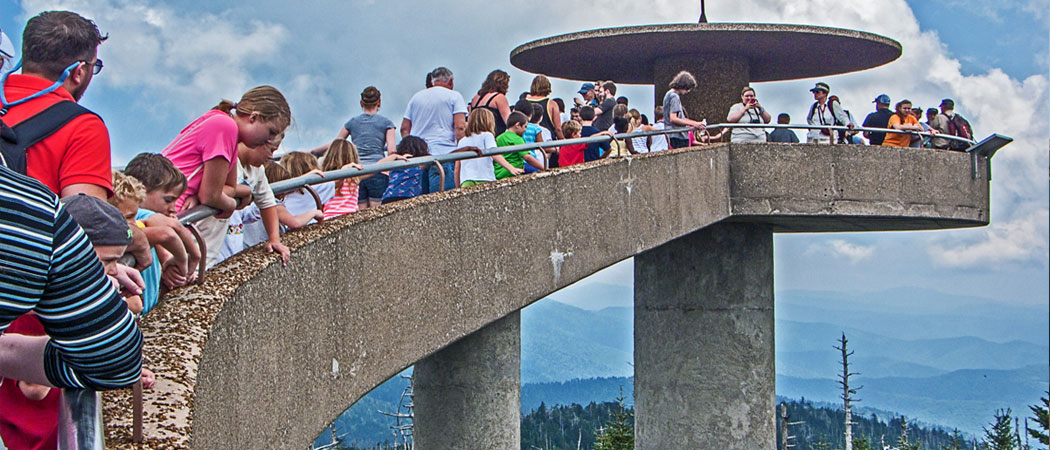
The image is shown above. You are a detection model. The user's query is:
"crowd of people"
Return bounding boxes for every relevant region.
[0,10,978,449]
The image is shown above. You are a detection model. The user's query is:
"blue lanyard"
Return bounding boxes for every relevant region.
[0,60,79,115]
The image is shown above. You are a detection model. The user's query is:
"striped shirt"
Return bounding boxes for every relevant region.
[0,165,142,390]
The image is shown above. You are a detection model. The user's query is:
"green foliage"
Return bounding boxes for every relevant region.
[983,408,1017,450]
[776,399,974,450]
[852,435,874,450]
[1030,393,1049,446]
[521,401,621,449]
[942,429,966,450]
[593,388,634,450]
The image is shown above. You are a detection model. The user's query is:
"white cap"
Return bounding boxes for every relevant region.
[0,28,15,65]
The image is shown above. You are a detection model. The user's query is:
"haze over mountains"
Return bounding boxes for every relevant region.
[332,286,1047,444]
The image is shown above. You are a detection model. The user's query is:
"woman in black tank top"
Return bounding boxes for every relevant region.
[525,75,564,139]
[470,70,511,136]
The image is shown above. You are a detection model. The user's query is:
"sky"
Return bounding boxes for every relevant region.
[1,0,1048,307]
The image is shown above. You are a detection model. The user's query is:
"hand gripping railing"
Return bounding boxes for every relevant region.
[55,122,1009,450]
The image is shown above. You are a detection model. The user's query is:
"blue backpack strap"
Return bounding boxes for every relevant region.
[0,100,94,175]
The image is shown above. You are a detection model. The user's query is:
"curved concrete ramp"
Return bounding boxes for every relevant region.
[102,143,988,449]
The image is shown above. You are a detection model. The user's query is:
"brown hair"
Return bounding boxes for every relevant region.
[530,75,552,97]
[478,70,510,96]
[280,151,320,178]
[21,11,107,79]
[628,109,642,129]
[669,71,697,91]
[361,86,381,109]
[741,86,755,96]
[212,85,292,129]
[321,139,360,190]
[602,81,617,96]
[466,108,495,137]
[124,153,186,194]
[263,161,291,184]
[562,119,582,138]
[109,170,146,206]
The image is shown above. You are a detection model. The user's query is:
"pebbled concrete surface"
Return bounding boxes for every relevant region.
[101,143,988,449]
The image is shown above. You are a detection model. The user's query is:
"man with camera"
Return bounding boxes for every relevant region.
[727,86,772,143]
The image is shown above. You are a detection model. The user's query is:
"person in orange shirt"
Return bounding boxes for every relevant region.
[882,99,931,147]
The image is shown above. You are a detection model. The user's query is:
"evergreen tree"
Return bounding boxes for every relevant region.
[984,408,1018,450]
[593,388,634,450]
[1030,393,1049,447]
[852,435,874,450]
[812,436,832,450]
[942,429,966,450]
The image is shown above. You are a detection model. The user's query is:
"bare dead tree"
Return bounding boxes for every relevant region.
[836,333,862,450]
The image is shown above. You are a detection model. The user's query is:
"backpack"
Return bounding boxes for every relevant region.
[946,114,974,150]
[808,96,851,142]
[0,100,93,174]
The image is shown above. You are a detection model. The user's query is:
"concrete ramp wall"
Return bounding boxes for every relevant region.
[101,143,988,449]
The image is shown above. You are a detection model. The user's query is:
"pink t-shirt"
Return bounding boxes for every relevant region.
[161,110,239,211]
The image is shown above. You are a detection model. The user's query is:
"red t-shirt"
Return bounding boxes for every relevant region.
[2,74,112,196]
[559,143,587,167]
[0,314,59,450]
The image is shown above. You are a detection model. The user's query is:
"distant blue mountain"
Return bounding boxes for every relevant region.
[777,364,1048,435]
[521,300,633,383]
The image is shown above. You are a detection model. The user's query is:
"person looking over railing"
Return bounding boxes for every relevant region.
[662,71,706,149]
[882,99,928,147]
[279,151,332,223]
[0,168,143,393]
[469,70,512,137]
[380,136,428,205]
[727,86,772,143]
[161,85,291,269]
[217,133,292,265]
[122,154,201,304]
[862,94,893,146]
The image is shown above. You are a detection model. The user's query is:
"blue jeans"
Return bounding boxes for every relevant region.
[426,161,456,194]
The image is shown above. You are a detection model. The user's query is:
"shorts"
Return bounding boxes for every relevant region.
[669,137,690,149]
[359,173,389,202]
[460,180,488,188]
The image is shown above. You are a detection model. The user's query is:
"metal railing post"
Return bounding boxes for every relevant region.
[57,389,104,450]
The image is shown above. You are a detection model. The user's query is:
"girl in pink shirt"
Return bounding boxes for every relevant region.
[161,85,291,268]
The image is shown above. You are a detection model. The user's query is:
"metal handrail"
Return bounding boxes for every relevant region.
[176,123,980,225]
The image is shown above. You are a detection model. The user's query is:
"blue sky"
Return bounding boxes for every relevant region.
[2,0,1048,307]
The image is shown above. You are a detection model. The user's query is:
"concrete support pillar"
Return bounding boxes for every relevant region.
[634,222,775,450]
[414,311,520,449]
[654,54,750,128]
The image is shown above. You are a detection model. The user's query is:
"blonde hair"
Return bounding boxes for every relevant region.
[561,119,582,138]
[628,109,642,131]
[213,85,292,129]
[280,151,320,178]
[529,75,552,97]
[466,108,495,137]
[321,139,360,191]
[110,170,146,206]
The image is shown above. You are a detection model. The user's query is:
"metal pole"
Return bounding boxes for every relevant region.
[57,389,105,450]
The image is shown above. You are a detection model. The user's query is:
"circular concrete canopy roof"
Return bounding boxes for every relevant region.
[510,23,902,84]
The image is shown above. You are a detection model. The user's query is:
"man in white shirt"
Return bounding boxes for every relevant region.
[401,67,467,193]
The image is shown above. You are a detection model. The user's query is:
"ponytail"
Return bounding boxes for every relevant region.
[212,86,292,128]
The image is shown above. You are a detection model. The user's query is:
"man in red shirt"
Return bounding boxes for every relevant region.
[2,11,111,199]
[3,11,150,281]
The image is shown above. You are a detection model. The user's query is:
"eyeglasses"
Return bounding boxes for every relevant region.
[81,58,103,75]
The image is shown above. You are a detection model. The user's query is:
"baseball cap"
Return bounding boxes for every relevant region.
[940,98,955,109]
[873,94,891,104]
[809,82,830,93]
[578,82,595,95]
[60,193,133,246]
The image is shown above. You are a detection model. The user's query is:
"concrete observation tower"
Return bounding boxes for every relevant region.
[511,22,902,125]
[509,18,904,450]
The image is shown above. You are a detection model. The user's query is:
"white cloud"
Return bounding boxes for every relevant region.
[20,0,289,123]
[806,239,875,264]
[927,210,1050,268]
